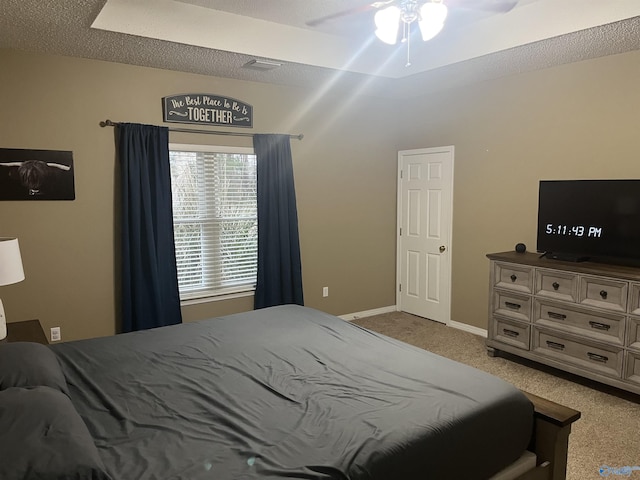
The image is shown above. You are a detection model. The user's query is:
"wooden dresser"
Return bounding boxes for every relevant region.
[487,251,640,395]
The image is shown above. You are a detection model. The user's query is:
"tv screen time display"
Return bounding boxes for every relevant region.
[537,180,640,263]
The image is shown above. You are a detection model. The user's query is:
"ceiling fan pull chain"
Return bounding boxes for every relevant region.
[406,22,412,67]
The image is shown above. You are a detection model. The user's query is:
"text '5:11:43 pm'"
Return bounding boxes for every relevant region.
[545,224,603,237]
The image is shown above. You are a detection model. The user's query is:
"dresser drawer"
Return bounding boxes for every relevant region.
[493,290,532,322]
[535,269,578,303]
[625,351,640,386]
[627,317,640,351]
[533,299,625,345]
[579,276,627,312]
[491,316,530,350]
[494,262,534,294]
[629,283,640,316]
[532,327,623,378]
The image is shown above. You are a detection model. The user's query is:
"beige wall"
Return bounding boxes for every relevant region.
[0,49,399,341]
[397,49,640,329]
[3,47,639,341]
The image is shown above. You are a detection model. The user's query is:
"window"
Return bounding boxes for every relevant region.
[169,144,257,301]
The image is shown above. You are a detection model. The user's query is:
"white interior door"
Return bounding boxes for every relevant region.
[397,146,454,324]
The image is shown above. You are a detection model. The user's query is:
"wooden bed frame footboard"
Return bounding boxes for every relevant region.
[513,392,581,480]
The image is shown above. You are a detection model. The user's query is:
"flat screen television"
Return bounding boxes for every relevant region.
[537,180,640,265]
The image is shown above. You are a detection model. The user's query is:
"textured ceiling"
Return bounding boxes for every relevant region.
[0,0,639,98]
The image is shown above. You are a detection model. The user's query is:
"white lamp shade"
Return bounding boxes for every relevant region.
[0,238,25,286]
[419,2,448,41]
[375,6,401,45]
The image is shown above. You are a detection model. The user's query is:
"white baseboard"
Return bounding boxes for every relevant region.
[339,305,397,321]
[447,319,488,338]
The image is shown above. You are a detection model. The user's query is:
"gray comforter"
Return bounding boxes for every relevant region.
[52,305,533,480]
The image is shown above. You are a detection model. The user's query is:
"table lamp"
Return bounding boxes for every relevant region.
[0,238,25,340]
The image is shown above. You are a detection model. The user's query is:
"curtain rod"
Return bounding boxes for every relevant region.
[99,119,304,140]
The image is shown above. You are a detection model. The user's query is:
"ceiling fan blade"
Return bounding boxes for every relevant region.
[306,1,395,27]
[446,0,518,13]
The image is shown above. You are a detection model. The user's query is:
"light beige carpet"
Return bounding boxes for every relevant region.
[352,311,640,480]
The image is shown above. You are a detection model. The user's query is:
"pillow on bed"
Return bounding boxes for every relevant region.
[0,341,69,394]
[0,386,112,480]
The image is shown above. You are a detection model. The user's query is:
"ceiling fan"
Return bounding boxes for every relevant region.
[307,0,519,66]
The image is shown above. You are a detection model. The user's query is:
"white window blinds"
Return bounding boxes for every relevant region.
[169,144,257,300]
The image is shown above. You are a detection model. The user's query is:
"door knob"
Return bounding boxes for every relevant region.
[439,245,446,253]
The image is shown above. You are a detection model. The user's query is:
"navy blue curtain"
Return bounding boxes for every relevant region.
[253,134,304,309]
[117,123,182,332]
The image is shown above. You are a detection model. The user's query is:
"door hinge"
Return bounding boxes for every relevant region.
[399,284,402,292]
[399,227,402,236]
[400,170,403,179]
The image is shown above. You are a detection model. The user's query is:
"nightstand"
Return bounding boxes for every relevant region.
[1,319,48,345]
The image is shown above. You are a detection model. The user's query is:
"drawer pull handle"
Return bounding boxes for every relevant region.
[546,340,565,351]
[600,290,608,300]
[548,311,567,320]
[587,352,609,363]
[510,274,517,282]
[552,282,560,291]
[503,329,520,338]
[589,321,611,331]
[505,301,521,310]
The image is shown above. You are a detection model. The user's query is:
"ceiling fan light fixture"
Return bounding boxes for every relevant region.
[418,2,448,41]
[374,6,401,45]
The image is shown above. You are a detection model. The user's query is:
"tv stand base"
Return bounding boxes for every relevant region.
[545,253,589,262]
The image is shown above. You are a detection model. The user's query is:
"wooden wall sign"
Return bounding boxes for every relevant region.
[162,94,253,128]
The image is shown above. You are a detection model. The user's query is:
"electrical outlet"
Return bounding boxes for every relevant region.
[322,287,329,297]
[50,327,61,342]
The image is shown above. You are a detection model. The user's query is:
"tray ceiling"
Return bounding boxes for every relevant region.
[1,0,639,96]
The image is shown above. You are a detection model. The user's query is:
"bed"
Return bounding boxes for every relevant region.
[0,305,579,480]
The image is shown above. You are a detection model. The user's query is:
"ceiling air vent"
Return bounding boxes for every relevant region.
[242,59,283,71]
